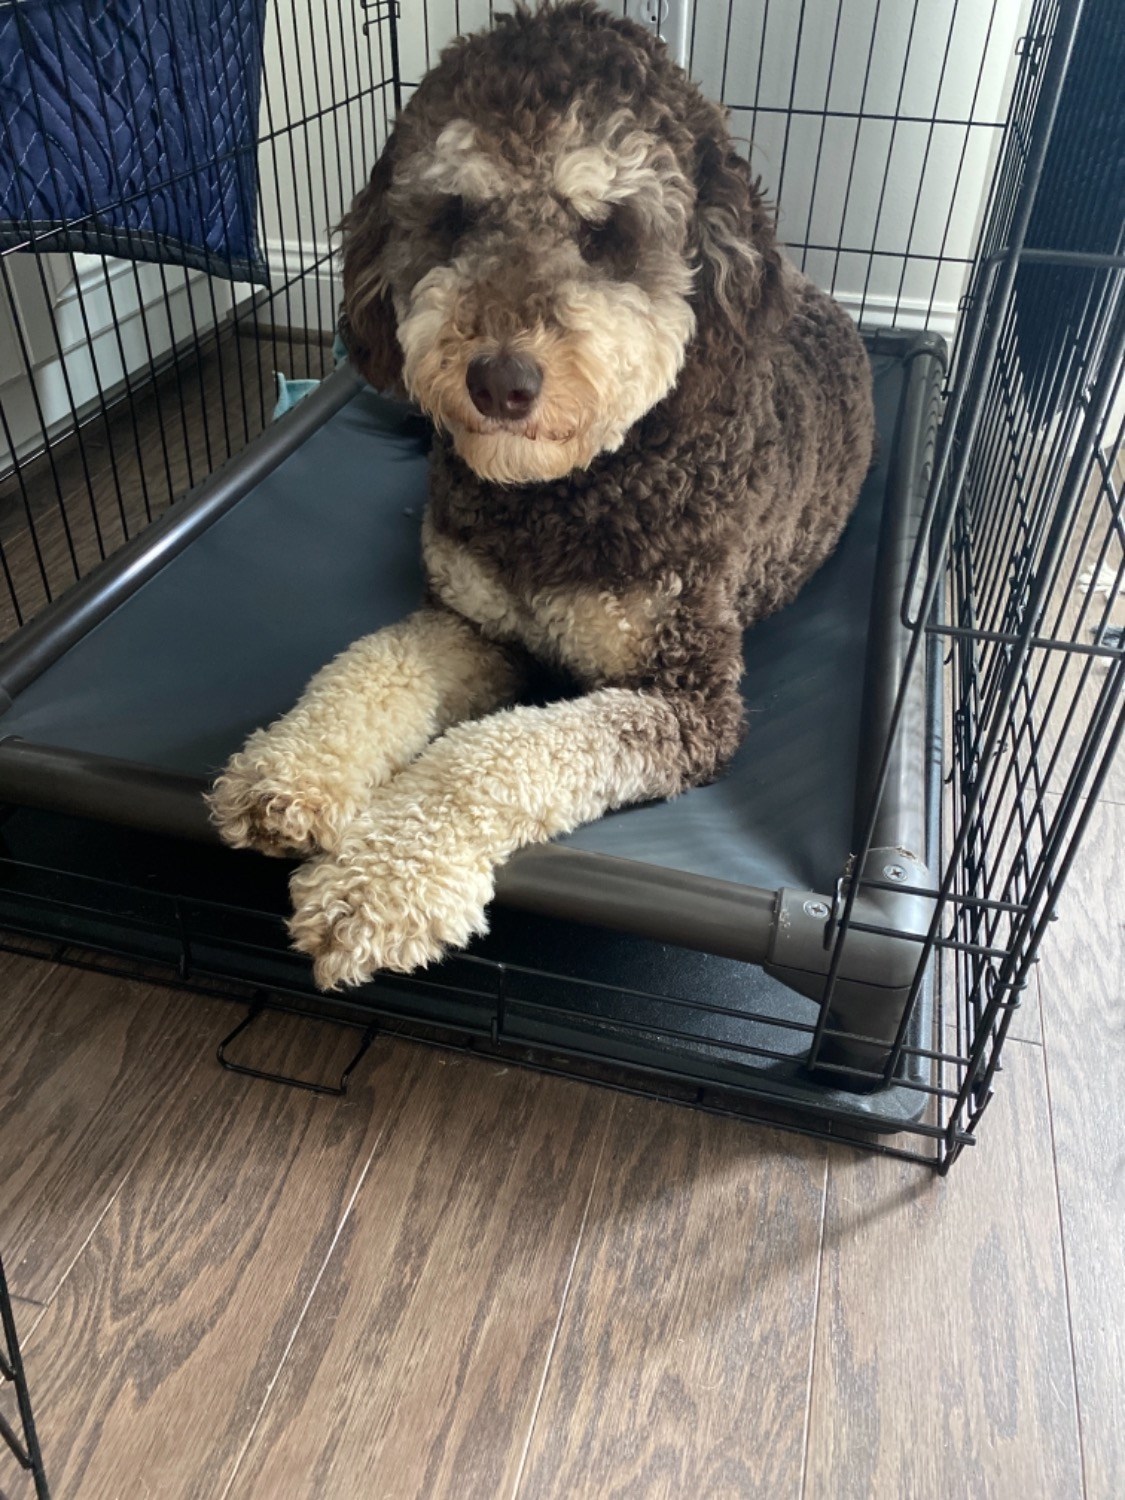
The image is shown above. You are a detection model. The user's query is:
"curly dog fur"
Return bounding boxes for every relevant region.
[208,1,875,990]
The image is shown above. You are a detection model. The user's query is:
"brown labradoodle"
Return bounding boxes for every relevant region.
[208,1,875,990]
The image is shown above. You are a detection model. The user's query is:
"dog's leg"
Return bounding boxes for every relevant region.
[207,608,523,857]
[288,675,743,989]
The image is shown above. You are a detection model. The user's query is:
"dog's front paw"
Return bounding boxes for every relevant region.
[287,807,495,989]
[207,730,361,858]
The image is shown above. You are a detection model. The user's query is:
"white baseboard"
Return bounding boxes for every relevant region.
[833,290,959,341]
[257,238,340,336]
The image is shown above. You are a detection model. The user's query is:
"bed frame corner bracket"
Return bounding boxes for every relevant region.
[765,849,937,1086]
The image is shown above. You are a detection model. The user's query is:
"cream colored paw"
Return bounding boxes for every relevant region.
[287,810,495,989]
[207,732,361,858]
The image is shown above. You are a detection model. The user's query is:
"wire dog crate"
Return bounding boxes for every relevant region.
[0,0,1120,1177]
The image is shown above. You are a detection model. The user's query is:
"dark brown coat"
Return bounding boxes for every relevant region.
[340,0,874,790]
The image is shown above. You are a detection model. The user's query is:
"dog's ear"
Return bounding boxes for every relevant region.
[338,132,403,391]
[693,131,791,338]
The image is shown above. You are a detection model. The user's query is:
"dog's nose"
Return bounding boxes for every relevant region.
[466,354,542,421]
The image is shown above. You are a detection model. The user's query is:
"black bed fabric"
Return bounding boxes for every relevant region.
[0,352,905,897]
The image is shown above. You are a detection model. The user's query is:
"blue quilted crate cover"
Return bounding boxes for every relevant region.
[0,0,269,285]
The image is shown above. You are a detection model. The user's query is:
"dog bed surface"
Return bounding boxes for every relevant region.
[0,351,907,897]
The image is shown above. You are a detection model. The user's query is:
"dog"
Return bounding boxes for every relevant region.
[208,0,875,990]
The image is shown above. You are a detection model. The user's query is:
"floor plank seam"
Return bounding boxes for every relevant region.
[28,1162,137,1318]
[1044,789,1123,811]
[16,1166,139,1367]
[508,1099,616,1500]
[1031,962,1047,1046]
[1039,1024,1091,1499]
[216,1048,402,1500]
[797,1147,830,1500]
[16,982,227,1318]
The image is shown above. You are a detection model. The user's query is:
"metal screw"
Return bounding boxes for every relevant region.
[883,863,908,883]
[804,899,829,920]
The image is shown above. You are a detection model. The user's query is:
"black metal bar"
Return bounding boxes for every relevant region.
[0,354,53,605]
[796,0,845,276]
[925,623,1123,659]
[387,0,404,117]
[922,0,1005,329]
[272,0,313,345]
[168,4,234,461]
[902,41,1113,636]
[726,105,1007,130]
[949,681,1125,1136]
[855,0,922,327]
[772,0,808,208]
[718,0,742,115]
[886,0,962,325]
[0,1251,49,1498]
[287,0,327,343]
[128,7,217,475]
[253,78,395,149]
[217,993,379,1096]
[0,166,87,588]
[48,1,162,533]
[826,0,884,296]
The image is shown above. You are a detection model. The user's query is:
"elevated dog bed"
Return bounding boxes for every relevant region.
[0,328,946,1134]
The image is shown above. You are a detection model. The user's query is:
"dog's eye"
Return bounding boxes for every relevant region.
[576,214,615,263]
[430,194,473,245]
[576,205,638,273]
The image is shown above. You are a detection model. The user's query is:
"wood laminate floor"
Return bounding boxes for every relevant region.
[0,788,1120,1500]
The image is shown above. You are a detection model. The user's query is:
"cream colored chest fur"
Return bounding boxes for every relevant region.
[422,516,679,684]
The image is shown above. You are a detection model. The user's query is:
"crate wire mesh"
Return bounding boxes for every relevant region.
[0,0,394,633]
[0,0,1119,1171]
[864,0,1124,1162]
